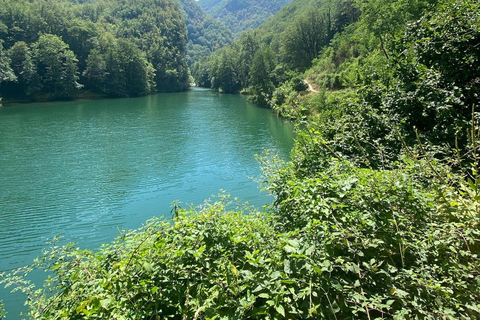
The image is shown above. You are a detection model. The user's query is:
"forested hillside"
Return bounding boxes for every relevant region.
[192,0,359,104]
[0,0,190,101]
[178,0,233,66]
[198,0,294,36]
[1,0,479,319]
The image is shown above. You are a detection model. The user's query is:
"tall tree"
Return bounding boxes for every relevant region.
[282,8,332,70]
[211,48,241,93]
[7,41,38,96]
[249,46,275,106]
[0,42,15,84]
[354,0,438,59]
[0,42,16,103]
[236,32,260,88]
[32,34,81,99]
[100,39,155,97]
[83,48,107,93]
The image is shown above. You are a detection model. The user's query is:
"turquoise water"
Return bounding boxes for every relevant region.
[0,88,294,319]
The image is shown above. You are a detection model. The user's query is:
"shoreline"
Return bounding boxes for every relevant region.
[0,87,196,106]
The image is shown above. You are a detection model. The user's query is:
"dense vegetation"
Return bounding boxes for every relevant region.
[178,0,233,67]
[0,0,231,101]
[1,0,480,319]
[198,0,294,36]
[192,0,360,105]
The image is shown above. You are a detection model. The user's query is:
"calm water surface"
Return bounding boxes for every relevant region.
[0,88,294,318]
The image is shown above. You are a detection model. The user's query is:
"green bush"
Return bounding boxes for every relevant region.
[2,1,480,319]
[3,196,307,319]
[262,150,480,319]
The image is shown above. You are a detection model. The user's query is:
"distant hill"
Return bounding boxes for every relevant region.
[197,0,294,35]
[177,0,233,65]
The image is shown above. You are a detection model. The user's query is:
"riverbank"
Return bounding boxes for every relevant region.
[0,87,196,106]
[0,90,107,105]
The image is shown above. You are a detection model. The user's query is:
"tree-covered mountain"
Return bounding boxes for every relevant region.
[192,0,359,103]
[177,0,233,66]
[197,0,294,36]
[0,0,190,100]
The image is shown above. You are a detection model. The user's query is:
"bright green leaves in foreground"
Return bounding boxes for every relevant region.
[264,152,480,319]
[2,156,479,319]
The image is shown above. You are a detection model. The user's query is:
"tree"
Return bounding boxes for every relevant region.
[83,48,107,93]
[236,32,260,88]
[7,41,39,97]
[0,0,191,98]
[332,0,360,33]
[0,42,16,103]
[362,0,480,151]
[32,34,81,99]
[248,46,275,106]
[62,18,98,71]
[118,39,155,96]
[282,8,332,71]
[211,48,241,93]
[354,0,438,59]
[0,42,15,84]
[103,39,155,97]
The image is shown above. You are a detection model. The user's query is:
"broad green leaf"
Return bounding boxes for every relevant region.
[275,304,285,317]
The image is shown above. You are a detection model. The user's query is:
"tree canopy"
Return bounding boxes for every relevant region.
[178,0,233,66]
[0,0,192,100]
[192,0,359,103]
[198,0,294,36]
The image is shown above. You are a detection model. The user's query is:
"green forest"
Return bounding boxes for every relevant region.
[197,0,294,36]
[179,0,233,66]
[0,0,233,101]
[0,0,190,100]
[1,0,480,319]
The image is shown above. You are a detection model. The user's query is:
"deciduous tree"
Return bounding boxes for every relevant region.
[32,34,81,99]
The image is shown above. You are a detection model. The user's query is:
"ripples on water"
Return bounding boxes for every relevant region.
[0,89,294,319]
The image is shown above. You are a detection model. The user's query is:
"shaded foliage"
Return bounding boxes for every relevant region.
[0,0,191,100]
[0,43,15,85]
[32,34,82,99]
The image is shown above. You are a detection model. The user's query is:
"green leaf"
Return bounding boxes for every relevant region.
[143,262,153,272]
[284,259,291,274]
[312,265,322,275]
[275,304,285,317]
[284,245,296,253]
[100,298,112,309]
[281,280,296,284]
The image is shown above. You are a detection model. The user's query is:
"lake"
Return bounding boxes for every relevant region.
[0,88,295,319]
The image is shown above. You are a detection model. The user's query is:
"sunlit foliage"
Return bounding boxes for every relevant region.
[0,0,190,100]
